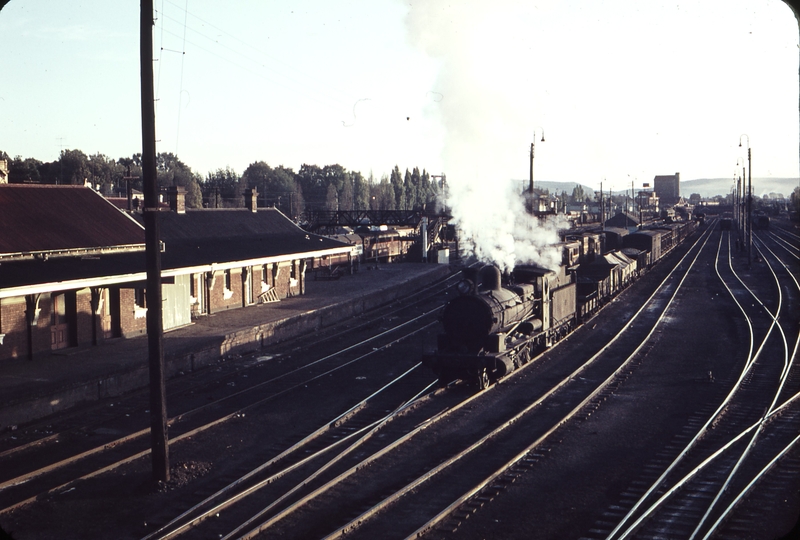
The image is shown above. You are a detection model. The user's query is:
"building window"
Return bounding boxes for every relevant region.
[222,269,234,300]
[51,293,67,325]
[134,289,146,309]
[224,269,232,291]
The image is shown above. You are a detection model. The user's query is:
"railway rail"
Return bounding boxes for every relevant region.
[594,223,800,539]
[0,269,466,518]
[147,213,722,539]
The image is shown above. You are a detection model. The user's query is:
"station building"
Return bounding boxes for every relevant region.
[0,184,352,363]
[654,173,680,206]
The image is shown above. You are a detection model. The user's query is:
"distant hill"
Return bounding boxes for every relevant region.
[681,177,799,199]
[530,178,799,200]
[533,181,597,198]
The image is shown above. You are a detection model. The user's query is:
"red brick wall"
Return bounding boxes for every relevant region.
[0,296,30,360]
[209,269,243,313]
[76,289,94,345]
[119,288,147,338]
[0,294,55,361]
[0,260,309,363]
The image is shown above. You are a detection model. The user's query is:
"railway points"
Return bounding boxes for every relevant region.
[1,216,798,539]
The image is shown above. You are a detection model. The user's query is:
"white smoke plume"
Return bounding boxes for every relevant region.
[404,1,563,272]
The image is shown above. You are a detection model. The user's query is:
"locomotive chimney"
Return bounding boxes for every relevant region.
[480,265,502,291]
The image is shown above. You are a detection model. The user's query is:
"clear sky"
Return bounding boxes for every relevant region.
[1,0,798,195]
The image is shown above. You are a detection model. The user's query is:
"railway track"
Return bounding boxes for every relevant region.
[594,224,800,539]
[140,215,723,539]
[0,270,465,519]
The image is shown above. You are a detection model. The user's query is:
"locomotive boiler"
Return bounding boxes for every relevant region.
[423,264,554,389]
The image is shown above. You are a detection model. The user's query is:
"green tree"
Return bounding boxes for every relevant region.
[296,164,326,210]
[185,173,204,208]
[325,183,339,211]
[205,167,242,207]
[402,168,415,210]
[86,153,115,192]
[372,174,395,210]
[242,161,299,214]
[353,171,369,210]
[571,184,587,203]
[57,149,89,185]
[115,156,143,194]
[339,172,354,211]
[390,165,404,210]
[8,156,43,183]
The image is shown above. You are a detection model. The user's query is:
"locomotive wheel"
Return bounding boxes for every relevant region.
[476,369,489,390]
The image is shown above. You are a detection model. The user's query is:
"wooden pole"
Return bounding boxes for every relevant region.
[140,0,169,483]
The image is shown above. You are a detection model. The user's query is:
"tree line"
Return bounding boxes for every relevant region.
[0,149,443,219]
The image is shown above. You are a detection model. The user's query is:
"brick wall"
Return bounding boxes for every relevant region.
[0,294,55,361]
[0,296,30,360]
[119,288,147,338]
[209,269,243,313]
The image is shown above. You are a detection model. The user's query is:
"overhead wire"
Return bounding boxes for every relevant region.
[175,0,189,155]
[160,0,357,103]
[153,4,358,118]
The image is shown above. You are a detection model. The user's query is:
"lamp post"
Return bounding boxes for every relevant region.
[736,157,746,244]
[529,128,545,213]
[739,135,752,266]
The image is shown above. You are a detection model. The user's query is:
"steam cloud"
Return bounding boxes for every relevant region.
[405,1,563,272]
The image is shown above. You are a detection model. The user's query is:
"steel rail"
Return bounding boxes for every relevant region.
[688,233,792,539]
[143,364,435,540]
[700,233,800,538]
[611,389,800,540]
[766,230,800,260]
[229,374,503,540]
[0,267,464,460]
[0,314,441,516]
[610,229,793,540]
[606,230,756,539]
[259,220,712,540]
[0,308,440,498]
[394,217,719,540]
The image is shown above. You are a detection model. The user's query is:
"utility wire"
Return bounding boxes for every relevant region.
[175,0,189,155]
[154,22,351,114]
[161,0,356,103]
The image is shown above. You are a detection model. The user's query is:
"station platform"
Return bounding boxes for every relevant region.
[0,263,454,429]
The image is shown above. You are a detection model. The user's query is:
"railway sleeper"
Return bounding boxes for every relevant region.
[436,519,461,533]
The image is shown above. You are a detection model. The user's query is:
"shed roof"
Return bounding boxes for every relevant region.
[604,212,640,228]
[144,208,351,270]
[0,203,352,298]
[0,185,145,259]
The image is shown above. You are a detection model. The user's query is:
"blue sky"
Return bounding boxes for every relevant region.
[1,0,798,196]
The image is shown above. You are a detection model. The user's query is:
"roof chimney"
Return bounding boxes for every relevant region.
[168,186,186,214]
[245,187,258,213]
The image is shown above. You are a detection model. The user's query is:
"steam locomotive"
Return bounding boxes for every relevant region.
[422,218,699,389]
[422,263,576,389]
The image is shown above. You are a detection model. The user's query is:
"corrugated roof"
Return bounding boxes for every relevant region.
[147,207,351,270]
[0,185,145,257]
[0,203,353,297]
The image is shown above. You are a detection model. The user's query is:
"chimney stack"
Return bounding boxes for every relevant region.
[168,185,186,214]
[245,187,258,213]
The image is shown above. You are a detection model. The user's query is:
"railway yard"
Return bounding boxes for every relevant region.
[0,217,799,539]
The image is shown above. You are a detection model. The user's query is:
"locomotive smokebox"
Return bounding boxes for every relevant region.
[441,265,526,353]
[442,294,497,352]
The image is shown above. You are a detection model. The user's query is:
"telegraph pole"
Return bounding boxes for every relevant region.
[141,0,169,483]
[747,147,752,266]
